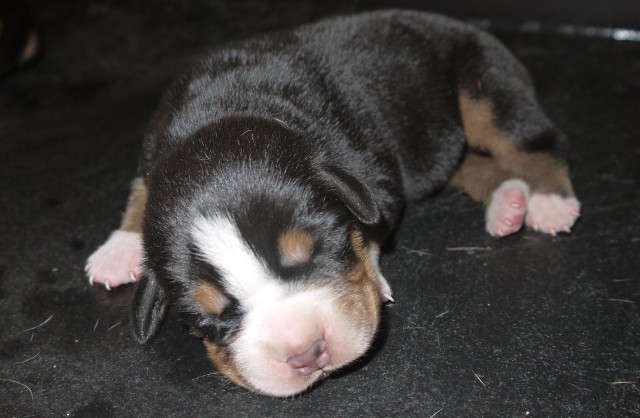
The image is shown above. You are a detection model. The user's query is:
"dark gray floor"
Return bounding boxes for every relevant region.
[1,1,639,416]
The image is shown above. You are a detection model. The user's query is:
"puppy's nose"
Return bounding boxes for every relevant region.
[286,339,331,375]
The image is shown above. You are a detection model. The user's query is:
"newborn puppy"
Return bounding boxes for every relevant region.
[85,10,580,396]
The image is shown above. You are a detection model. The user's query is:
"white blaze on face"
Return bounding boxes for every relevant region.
[192,216,286,305]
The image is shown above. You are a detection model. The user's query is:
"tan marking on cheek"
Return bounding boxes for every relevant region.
[278,229,314,267]
[348,231,380,283]
[203,339,253,391]
[194,281,229,316]
[340,231,381,330]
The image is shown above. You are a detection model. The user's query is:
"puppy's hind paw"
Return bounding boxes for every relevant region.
[85,230,143,290]
[485,179,530,238]
[526,193,581,236]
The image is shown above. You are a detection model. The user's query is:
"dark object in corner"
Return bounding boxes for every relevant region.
[0,1,39,77]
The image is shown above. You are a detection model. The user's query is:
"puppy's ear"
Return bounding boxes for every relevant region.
[131,268,169,344]
[320,164,380,225]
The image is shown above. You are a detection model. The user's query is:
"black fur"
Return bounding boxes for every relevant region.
[131,268,169,344]
[131,10,566,343]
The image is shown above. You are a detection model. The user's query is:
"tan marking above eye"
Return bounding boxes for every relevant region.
[278,229,314,267]
[194,281,229,316]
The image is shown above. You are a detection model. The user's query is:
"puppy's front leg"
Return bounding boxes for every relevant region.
[85,178,146,290]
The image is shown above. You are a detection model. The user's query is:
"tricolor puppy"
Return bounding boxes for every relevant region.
[86,10,580,396]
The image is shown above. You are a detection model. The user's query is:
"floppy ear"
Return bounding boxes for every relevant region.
[320,164,380,225]
[131,267,169,344]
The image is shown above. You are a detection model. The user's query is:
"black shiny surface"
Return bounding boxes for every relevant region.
[1,1,639,416]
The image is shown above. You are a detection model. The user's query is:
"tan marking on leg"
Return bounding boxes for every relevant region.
[278,229,314,267]
[449,152,515,204]
[193,281,229,316]
[506,152,573,195]
[120,177,147,232]
[458,90,573,196]
[458,90,511,155]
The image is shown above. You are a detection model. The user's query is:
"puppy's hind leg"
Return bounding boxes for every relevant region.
[454,91,580,236]
[451,31,581,236]
[449,152,530,237]
[85,178,147,289]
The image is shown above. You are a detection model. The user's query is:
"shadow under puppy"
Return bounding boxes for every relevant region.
[85,10,580,396]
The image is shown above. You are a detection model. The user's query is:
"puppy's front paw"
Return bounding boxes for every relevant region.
[85,230,142,290]
[525,193,581,236]
[486,179,530,237]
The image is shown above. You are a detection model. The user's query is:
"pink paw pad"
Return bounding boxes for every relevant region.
[525,193,581,236]
[486,179,530,238]
[85,230,143,290]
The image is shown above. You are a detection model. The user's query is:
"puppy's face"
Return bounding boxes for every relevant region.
[184,216,381,396]
[131,120,389,396]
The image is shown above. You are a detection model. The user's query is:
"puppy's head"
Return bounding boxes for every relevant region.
[131,120,390,396]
